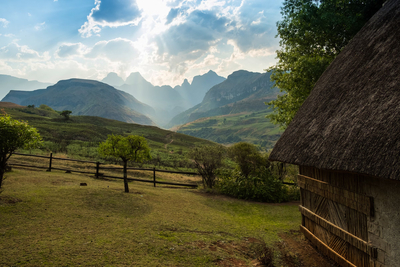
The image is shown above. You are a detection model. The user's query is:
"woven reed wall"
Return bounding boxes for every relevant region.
[299,166,376,267]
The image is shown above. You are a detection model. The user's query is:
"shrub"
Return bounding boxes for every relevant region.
[217,142,300,203]
[216,168,290,203]
[228,142,269,178]
[188,145,226,189]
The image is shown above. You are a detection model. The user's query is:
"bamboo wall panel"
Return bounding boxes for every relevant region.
[300,225,357,267]
[299,166,366,194]
[303,217,370,267]
[301,188,368,241]
[298,174,371,216]
[298,166,381,266]
[300,206,373,255]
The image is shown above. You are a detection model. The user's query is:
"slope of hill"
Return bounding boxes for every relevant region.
[0,74,52,101]
[167,70,279,128]
[2,79,155,125]
[175,110,282,150]
[0,103,216,166]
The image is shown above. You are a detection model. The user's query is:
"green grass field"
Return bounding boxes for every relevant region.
[1,105,217,169]
[0,169,300,266]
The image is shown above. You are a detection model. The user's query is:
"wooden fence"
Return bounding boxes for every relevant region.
[9,153,199,188]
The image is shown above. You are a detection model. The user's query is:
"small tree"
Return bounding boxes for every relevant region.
[98,135,151,193]
[0,114,42,190]
[228,142,269,179]
[60,110,72,120]
[188,145,225,189]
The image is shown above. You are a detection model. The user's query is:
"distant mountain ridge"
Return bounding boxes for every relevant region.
[0,74,52,101]
[174,70,226,107]
[102,72,124,87]
[0,70,276,131]
[2,79,155,125]
[100,70,226,126]
[167,70,278,128]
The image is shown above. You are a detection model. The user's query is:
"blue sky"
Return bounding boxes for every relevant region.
[0,0,283,86]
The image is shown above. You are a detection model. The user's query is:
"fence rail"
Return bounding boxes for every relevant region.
[9,153,297,187]
[10,152,200,188]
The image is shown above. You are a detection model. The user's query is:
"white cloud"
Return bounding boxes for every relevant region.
[79,0,142,38]
[34,22,46,31]
[85,38,139,62]
[0,42,50,61]
[56,43,87,58]
[0,0,283,88]
[197,0,226,11]
[0,18,9,28]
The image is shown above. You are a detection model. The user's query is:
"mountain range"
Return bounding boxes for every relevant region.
[167,70,279,128]
[109,70,226,125]
[0,74,52,101]
[0,70,280,146]
[0,71,226,127]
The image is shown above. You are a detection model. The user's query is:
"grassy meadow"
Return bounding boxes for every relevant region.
[1,104,216,170]
[0,169,301,266]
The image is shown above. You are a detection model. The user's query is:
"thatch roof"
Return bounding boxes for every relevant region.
[269,0,400,180]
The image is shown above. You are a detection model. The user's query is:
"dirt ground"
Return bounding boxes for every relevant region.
[207,230,338,267]
[190,192,339,266]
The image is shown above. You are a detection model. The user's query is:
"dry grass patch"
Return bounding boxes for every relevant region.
[0,169,300,266]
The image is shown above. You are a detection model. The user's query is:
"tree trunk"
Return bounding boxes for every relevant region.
[123,160,129,193]
[0,159,6,189]
[0,168,4,190]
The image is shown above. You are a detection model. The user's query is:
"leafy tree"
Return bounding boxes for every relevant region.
[98,135,151,193]
[228,142,269,179]
[266,0,384,128]
[188,145,226,189]
[60,110,72,120]
[0,113,42,190]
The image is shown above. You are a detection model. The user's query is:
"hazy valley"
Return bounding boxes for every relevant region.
[1,69,281,149]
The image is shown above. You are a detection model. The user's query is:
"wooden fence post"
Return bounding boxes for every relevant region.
[96,162,100,178]
[48,153,53,172]
[153,167,156,187]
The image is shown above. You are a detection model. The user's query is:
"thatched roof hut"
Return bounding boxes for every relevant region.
[269,0,400,266]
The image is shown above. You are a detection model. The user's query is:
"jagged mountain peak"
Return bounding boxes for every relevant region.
[125,72,151,86]
[102,72,124,87]
[167,70,278,128]
[182,78,190,86]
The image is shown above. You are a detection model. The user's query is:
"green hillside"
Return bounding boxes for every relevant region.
[175,109,282,151]
[2,79,155,125]
[167,70,279,128]
[1,103,216,168]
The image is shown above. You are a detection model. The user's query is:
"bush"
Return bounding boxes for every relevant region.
[188,145,226,189]
[228,142,269,179]
[216,168,290,203]
[216,142,300,202]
